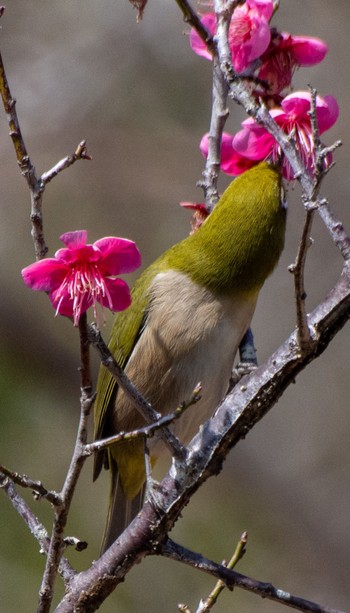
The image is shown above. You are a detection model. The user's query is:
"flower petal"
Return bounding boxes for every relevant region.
[281,91,339,134]
[247,0,273,22]
[281,91,312,117]
[49,287,76,317]
[316,95,339,133]
[22,259,68,291]
[55,244,99,265]
[189,13,216,61]
[245,17,271,63]
[60,230,87,248]
[288,35,328,66]
[94,237,141,275]
[100,278,132,312]
[232,124,274,160]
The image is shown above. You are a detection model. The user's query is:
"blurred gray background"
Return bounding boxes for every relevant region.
[0,1,349,611]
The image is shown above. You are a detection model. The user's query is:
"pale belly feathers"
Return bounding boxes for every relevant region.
[113,269,258,452]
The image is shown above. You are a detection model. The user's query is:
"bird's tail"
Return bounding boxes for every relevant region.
[101,459,145,553]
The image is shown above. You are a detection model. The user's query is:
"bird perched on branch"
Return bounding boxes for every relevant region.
[93,162,287,551]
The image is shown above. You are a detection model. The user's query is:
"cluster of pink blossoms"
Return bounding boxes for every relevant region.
[190,0,339,181]
[22,231,141,325]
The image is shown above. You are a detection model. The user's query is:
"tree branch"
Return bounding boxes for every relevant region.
[164,539,346,613]
[85,384,201,456]
[174,0,216,55]
[191,531,247,612]
[0,472,75,583]
[37,315,94,613]
[0,464,60,505]
[40,140,92,186]
[289,209,315,350]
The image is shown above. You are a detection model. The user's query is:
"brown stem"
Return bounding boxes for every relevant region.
[164,539,346,613]
[85,384,201,456]
[174,0,216,55]
[79,312,92,391]
[41,140,92,186]
[0,472,75,583]
[37,317,94,613]
[0,464,60,505]
[289,209,315,350]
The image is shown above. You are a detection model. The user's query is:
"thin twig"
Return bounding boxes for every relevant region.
[79,312,93,391]
[199,55,229,210]
[308,85,322,171]
[289,209,315,350]
[0,50,47,259]
[164,539,346,613]
[88,323,187,461]
[84,384,201,456]
[0,472,75,583]
[40,140,92,186]
[37,314,94,613]
[174,0,216,55]
[0,464,60,505]
[316,199,350,261]
[194,532,248,612]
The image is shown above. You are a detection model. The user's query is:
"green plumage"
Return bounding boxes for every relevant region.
[93,162,286,549]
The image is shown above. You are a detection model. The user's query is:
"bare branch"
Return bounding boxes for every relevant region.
[289,209,315,350]
[164,539,345,613]
[174,0,216,55]
[0,472,75,583]
[193,532,248,612]
[0,50,47,259]
[199,54,229,210]
[40,140,92,186]
[0,464,60,505]
[84,384,201,456]
[37,314,94,613]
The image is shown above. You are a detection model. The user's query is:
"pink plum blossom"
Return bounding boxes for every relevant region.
[258,30,328,94]
[190,0,273,73]
[201,93,338,180]
[22,230,141,325]
[233,92,338,179]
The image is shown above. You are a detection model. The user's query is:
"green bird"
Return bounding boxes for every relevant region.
[93,162,287,551]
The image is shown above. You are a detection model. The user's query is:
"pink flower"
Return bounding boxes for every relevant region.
[222,92,339,179]
[200,132,256,175]
[190,0,273,73]
[22,230,141,325]
[258,30,328,94]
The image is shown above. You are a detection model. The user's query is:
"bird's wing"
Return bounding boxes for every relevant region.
[92,263,160,480]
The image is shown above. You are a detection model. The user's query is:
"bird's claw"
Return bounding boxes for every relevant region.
[230,361,258,388]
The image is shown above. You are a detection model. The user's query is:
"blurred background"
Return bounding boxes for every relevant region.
[0,1,349,611]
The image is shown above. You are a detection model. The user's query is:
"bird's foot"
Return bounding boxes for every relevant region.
[145,477,165,509]
[229,361,258,389]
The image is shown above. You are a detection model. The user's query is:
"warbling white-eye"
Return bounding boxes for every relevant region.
[93,162,287,551]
